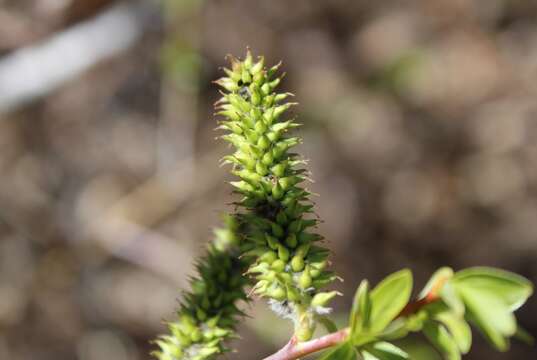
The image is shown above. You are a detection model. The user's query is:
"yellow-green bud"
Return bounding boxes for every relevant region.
[299,270,312,289]
[285,233,298,248]
[260,250,278,264]
[257,135,271,150]
[265,234,280,250]
[278,244,290,262]
[271,259,286,272]
[256,161,268,176]
[269,285,287,301]
[262,151,273,165]
[291,255,305,272]
[271,163,286,177]
[311,291,339,307]
[271,223,284,238]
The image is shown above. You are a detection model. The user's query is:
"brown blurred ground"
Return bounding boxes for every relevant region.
[0,0,536,359]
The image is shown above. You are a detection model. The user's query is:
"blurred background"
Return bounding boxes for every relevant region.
[1,0,537,359]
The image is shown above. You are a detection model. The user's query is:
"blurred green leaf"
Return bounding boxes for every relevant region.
[427,303,471,354]
[317,341,357,360]
[350,280,371,337]
[457,285,515,351]
[440,282,465,317]
[361,341,409,360]
[369,269,413,334]
[423,320,461,360]
[453,267,533,311]
[379,318,409,341]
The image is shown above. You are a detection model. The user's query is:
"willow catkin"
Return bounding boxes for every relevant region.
[216,50,338,341]
[152,215,248,360]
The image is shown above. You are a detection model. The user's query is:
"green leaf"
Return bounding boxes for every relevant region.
[440,282,465,317]
[369,269,413,334]
[453,267,533,311]
[379,318,409,341]
[423,320,461,360]
[456,285,515,351]
[427,303,472,354]
[361,341,409,360]
[419,267,453,299]
[350,280,371,337]
[317,341,357,360]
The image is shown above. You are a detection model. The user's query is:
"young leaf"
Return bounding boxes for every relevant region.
[419,267,453,299]
[440,282,465,317]
[369,269,413,334]
[317,341,357,360]
[361,341,409,360]
[427,303,472,354]
[457,285,515,351]
[453,267,533,311]
[423,320,461,360]
[350,280,371,337]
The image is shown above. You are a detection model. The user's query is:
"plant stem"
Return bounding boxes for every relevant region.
[263,289,443,360]
[262,329,350,360]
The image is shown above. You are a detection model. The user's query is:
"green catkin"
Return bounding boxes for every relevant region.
[216,50,338,341]
[152,216,249,360]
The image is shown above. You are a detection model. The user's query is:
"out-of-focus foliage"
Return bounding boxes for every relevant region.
[0,0,536,359]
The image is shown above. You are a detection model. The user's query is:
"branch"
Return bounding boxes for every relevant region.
[263,285,444,360]
[262,329,349,360]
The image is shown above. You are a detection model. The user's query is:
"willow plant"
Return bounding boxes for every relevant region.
[153,50,533,360]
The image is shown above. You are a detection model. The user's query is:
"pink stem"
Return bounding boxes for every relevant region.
[262,328,350,360]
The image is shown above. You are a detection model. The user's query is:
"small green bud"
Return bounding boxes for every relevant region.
[286,285,300,302]
[254,119,268,134]
[265,234,280,250]
[310,268,321,278]
[277,244,290,262]
[271,163,286,177]
[255,161,268,176]
[271,259,286,272]
[311,291,339,307]
[244,50,253,69]
[268,285,287,301]
[299,270,312,289]
[251,89,262,105]
[261,82,271,96]
[296,244,310,257]
[260,250,278,264]
[288,219,302,234]
[291,255,305,272]
[253,71,265,86]
[257,135,271,150]
[285,233,298,248]
[298,232,322,243]
[271,223,285,238]
[262,151,274,165]
[272,183,284,200]
[279,176,298,190]
[251,56,264,74]
[295,325,314,342]
[241,69,252,84]
[276,211,288,225]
